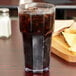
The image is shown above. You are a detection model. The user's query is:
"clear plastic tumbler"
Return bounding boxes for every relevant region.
[18,2,55,73]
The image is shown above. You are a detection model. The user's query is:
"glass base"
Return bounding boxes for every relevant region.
[24,67,49,73]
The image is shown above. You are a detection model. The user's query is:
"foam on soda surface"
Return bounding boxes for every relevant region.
[23,7,54,15]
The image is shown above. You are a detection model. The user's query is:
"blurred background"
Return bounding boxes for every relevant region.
[0,0,76,19]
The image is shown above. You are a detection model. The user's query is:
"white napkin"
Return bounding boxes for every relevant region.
[53,20,74,36]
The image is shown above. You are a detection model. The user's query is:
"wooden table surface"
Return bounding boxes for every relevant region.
[0,18,75,76]
[0,19,24,76]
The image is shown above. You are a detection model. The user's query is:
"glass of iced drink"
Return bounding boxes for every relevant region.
[18,2,55,73]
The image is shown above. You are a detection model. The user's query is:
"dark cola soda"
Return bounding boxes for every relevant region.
[19,5,55,73]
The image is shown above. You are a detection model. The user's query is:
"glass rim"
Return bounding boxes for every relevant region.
[19,2,55,9]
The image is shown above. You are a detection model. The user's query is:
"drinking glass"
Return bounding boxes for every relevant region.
[18,2,55,73]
